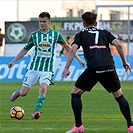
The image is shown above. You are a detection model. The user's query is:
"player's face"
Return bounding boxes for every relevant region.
[39,17,51,32]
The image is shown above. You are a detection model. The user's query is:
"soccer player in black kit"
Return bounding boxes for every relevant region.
[62,12,133,133]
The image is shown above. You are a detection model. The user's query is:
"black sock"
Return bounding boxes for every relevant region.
[115,95,133,127]
[71,94,82,127]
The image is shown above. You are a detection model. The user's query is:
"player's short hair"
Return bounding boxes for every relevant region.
[39,12,51,19]
[66,36,71,40]
[81,12,97,26]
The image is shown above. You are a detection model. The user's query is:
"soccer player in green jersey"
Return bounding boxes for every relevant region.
[8,12,85,120]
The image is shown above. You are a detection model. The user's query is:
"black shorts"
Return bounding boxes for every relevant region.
[75,67,121,93]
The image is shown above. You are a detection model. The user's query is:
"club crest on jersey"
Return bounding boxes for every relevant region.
[38,41,51,50]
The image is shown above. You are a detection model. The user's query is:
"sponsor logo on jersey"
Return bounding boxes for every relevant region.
[37,51,52,58]
[90,45,106,49]
[38,41,51,50]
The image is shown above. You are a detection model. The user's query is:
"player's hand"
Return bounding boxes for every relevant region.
[78,59,85,67]
[8,62,14,68]
[61,68,70,78]
[123,62,132,72]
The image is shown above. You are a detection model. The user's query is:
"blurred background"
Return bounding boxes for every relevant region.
[0,0,133,81]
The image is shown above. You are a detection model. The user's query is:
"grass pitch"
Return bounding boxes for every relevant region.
[0,81,133,133]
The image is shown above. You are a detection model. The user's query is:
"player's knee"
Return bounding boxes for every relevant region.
[71,86,84,95]
[112,88,122,98]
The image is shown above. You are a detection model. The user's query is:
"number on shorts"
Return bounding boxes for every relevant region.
[23,76,28,82]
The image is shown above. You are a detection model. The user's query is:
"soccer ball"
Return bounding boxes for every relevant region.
[10,106,24,120]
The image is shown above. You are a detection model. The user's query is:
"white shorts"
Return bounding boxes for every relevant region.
[23,70,54,88]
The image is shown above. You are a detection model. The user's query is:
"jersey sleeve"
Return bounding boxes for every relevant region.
[72,33,81,49]
[24,34,34,50]
[106,30,116,43]
[57,32,67,47]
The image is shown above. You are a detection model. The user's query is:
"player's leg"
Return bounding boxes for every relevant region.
[72,87,84,127]
[32,82,48,120]
[10,86,31,102]
[99,70,133,132]
[32,72,53,120]
[65,86,85,133]
[10,70,38,102]
[66,69,97,133]
[112,89,133,132]
[10,88,21,102]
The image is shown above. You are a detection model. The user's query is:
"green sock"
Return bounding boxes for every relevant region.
[34,95,45,113]
[17,88,21,94]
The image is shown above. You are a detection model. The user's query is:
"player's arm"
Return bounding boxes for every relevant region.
[58,32,85,66]
[63,44,85,67]
[62,44,78,78]
[8,34,34,68]
[8,48,28,68]
[112,39,131,72]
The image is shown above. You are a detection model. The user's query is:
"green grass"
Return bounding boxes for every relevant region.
[0,81,133,133]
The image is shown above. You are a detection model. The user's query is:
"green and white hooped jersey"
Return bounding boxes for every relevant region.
[24,29,66,72]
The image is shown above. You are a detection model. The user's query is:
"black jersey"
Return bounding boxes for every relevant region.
[72,27,116,69]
